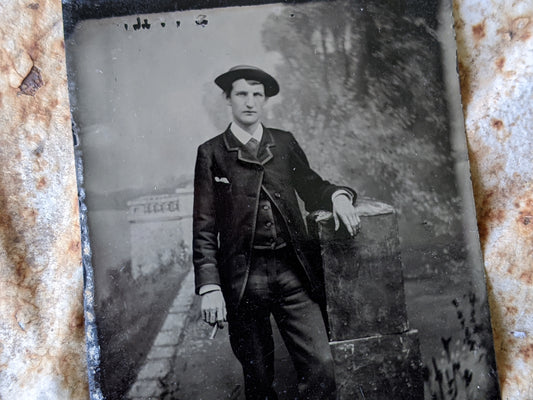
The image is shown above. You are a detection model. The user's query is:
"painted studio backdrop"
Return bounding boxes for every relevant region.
[65,1,500,399]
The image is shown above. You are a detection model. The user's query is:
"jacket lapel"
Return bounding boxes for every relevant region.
[256,127,275,165]
[223,125,275,166]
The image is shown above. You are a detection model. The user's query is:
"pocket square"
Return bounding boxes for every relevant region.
[214,176,230,184]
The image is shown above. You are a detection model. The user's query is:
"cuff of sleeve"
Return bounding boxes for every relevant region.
[199,284,222,295]
[331,189,353,203]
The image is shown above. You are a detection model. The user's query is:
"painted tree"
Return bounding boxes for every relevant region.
[261,1,462,241]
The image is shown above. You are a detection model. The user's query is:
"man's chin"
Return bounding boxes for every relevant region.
[238,118,259,126]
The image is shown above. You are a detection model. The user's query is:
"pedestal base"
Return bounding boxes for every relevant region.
[331,330,424,400]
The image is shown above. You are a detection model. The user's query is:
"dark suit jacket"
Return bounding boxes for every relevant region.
[193,125,356,311]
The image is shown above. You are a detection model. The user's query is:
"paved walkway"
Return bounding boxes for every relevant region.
[126,268,195,399]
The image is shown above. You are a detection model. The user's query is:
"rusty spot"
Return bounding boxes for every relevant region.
[457,61,472,106]
[18,66,43,96]
[69,308,84,330]
[505,305,518,315]
[475,183,508,245]
[519,270,533,285]
[36,176,47,190]
[472,21,486,41]
[491,119,504,130]
[517,197,533,228]
[498,16,532,41]
[512,17,532,41]
[495,57,505,71]
[521,343,533,362]
[69,240,80,254]
[15,259,28,282]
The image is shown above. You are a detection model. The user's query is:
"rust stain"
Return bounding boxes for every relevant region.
[458,61,472,106]
[68,240,80,254]
[495,57,506,71]
[504,305,518,316]
[512,17,532,41]
[36,176,47,190]
[27,3,39,9]
[68,307,84,331]
[519,270,533,285]
[521,343,533,362]
[517,196,533,229]
[491,118,504,130]
[18,66,43,96]
[498,16,532,42]
[472,20,486,41]
[473,181,507,246]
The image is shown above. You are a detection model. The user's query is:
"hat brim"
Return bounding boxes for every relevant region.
[215,68,279,97]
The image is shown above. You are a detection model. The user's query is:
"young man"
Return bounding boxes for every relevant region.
[193,65,360,400]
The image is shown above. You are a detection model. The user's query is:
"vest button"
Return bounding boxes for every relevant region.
[265,222,273,227]
[263,204,270,210]
[274,192,281,198]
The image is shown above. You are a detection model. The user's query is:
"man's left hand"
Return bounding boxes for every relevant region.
[332,195,361,237]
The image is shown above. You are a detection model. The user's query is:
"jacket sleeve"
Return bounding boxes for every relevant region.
[192,144,221,294]
[288,133,356,212]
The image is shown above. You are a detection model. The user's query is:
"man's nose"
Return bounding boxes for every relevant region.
[245,95,255,107]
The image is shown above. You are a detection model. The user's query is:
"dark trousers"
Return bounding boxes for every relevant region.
[228,248,337,400]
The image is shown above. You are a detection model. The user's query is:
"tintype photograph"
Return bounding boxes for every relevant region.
[63,0,501,399]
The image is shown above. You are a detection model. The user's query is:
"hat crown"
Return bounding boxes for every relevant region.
[228,65,262,72]
[215,65,280,97]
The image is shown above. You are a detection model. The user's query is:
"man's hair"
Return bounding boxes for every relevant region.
[224,80,266,99]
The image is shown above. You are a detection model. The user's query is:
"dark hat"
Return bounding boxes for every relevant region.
[215,65,279,97]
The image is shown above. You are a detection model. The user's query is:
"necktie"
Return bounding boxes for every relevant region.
[246,138,260,157]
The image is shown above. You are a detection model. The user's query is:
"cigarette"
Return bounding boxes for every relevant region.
[209,324,218,339]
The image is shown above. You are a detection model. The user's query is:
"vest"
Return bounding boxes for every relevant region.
[253,190,289,250]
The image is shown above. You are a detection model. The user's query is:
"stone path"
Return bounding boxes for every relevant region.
[126,268,195,399]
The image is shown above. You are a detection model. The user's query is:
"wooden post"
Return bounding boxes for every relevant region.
[308,198,424,400]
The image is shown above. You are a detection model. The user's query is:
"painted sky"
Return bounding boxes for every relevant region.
[69,4,286,193]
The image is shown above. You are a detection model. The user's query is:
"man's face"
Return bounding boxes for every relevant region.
[227,78,267,130]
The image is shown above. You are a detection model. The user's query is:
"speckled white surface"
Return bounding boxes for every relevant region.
[454,1,533,398]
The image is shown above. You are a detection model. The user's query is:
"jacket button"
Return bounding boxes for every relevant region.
[274,192,281,198]
[263,204,270,210]
[265,222,273,227]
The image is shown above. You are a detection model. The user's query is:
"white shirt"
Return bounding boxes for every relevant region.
[229,122,263,145]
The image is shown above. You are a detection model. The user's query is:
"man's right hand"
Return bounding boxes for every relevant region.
[201,290,227,328]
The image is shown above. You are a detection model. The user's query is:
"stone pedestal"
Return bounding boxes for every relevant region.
[309,198,423,399]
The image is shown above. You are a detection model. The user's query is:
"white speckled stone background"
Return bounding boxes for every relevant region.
[0,0,531,399]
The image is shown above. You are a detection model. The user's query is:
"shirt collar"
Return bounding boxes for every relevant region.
[230,122,263,145]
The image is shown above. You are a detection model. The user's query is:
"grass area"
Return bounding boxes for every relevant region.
[405,276,499,400]
[96,242,192,399]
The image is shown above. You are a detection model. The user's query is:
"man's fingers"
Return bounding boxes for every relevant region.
[340,213,354,236]
[350,214,360,233]
[333,211,340,231]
